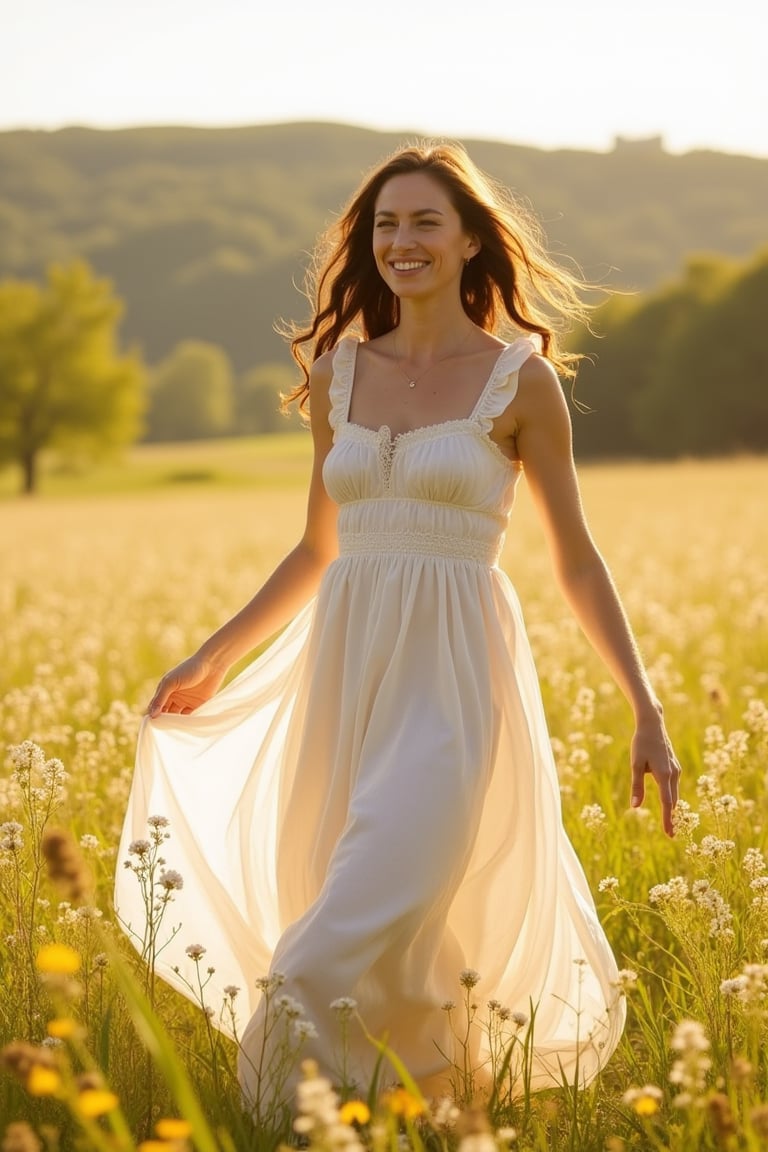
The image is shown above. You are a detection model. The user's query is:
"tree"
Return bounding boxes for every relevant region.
[146,341,233,441]
[0,261,145,493]
[235,362,304,435]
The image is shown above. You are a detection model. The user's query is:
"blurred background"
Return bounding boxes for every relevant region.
[1,0,766,492]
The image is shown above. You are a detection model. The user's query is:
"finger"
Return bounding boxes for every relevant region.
[670,757,681,809]
[147,680,174,718]
[630,758,647,810]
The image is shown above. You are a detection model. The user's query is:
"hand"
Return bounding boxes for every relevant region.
[630,714,682,837]
[146,654,228,718]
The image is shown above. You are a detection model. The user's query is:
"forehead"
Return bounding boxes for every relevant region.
[374,171,456,215]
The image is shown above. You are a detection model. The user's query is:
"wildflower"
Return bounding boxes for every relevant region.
[93,952,109,969]
[79,834,99,850]
[649,876,690,906]
[580,803,606,831]
[750,1105,768,1139]
[27,1065,62,1097]
[598,876,619,892]
[383,1086,426,1118]
[720,977,746,998]
[433,1097,460,1129]
[41,828,93,903]
[458,1135,496,1152]
[459,968,481,989]
[713,794,739,816]
[0,822,24,852]
[669,1019,711,1107]
[128,839,151,856]
[339,1100,371,1126]
[35,943,81,975]
[159,869,184,891]
[511,1011,528,1028]
[623,1084,663,1117]
[185,943,206,960]
[255,971,286,992]
[223,984,240,998]
[612,969,639,993]
[441,1000,456,1011]
[276,994,306,1018]
[708,1093,737,1143]
[330,996,358,1017]
[147,815,170,829]
[495,1127,518,1144]
[204,1006,215,1019]
[47,1018,81,1040]
[736,963,768,1006]
[293,1019,318,1042]
[1,1122,42,1152]
[671,800,700,837]
[75,1089,120,1117]
[155,1118,193,1140]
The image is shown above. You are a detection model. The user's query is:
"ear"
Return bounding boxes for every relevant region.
[465,234,481,260]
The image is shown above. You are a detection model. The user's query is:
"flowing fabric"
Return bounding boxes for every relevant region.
[115,335,625,1103]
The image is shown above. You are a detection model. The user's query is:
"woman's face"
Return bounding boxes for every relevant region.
[372,172,478,300]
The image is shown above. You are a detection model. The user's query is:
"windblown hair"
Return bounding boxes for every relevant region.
[282,140,593,410]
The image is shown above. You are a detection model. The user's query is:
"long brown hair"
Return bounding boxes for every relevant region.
[283,140,592,409]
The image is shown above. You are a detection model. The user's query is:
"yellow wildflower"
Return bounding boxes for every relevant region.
[47,1018,79,1040]
[75,1089,120,1117]
[339,1100,371,1126]
[634,1095,660,1117]
[35,943,81,976]
[27,1065,62,1097]
[155,1119,193,1140]
[383,1086,425,1118]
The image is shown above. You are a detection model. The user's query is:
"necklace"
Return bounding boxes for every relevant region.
[393,326,475,388]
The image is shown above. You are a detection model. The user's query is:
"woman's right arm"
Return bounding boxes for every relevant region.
[147,352,338,717]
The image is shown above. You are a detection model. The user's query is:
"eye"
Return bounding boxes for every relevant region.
[375,220,395,229]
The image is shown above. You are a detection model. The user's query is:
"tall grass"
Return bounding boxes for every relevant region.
[1,456,767,1149]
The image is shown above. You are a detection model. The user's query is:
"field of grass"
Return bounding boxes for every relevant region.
[1,445,767,1150]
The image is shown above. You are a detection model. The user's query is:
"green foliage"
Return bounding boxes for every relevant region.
[571,249,768,457]
[146,341,233,442]
[236,363,304,435]
[0,261,145,492]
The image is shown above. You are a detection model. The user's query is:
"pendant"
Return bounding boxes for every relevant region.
[409,380,416,389]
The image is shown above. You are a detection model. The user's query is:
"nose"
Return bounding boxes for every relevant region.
[391,223,417,250]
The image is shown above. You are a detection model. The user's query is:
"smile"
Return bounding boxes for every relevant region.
[391,261,429,271]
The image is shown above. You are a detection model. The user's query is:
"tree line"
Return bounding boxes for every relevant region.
[1,246,766,493]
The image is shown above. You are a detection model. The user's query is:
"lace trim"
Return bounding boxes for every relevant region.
[342,419,520,476]
[474,334,541,429]
[338,527,501,565]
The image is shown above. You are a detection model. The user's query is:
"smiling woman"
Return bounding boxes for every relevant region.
[116,140,681,1113]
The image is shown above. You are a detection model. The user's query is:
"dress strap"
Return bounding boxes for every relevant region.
[472,334,542,433]
[328,337,360,432]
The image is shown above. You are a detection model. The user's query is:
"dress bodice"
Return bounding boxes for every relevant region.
[322,336,540,565]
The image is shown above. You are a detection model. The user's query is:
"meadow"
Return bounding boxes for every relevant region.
[1,441,767,1150]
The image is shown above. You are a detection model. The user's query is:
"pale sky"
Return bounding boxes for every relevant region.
[1,0,766,157]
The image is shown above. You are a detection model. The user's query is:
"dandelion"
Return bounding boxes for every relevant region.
[339,1100,370,1126]
[383,1086,426,1118]
[459,968,481,989]
[46,1018,81,1040]
[185,943,206,960]
[35,943,81,975]
[154,1118,192,1140]
[26,1065,62,1097]
[75,1088,120,1117]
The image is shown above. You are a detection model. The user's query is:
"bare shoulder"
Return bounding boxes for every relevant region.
[516,353,571,424]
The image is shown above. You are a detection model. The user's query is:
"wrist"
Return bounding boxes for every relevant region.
[633,696,664,726]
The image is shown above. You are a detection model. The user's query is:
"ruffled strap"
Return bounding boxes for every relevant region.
[473,334,542,433]
[328,337,359,432]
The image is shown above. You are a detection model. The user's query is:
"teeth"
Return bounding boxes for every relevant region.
[393,261,426,270]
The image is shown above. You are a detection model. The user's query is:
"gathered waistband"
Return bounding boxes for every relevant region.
[338,527,500,565]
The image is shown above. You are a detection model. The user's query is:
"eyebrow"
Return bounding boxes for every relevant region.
[374,208,446,219]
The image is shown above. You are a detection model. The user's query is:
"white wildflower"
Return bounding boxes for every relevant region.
[79,834,99,850]
[185,943,206,960]
[598,876,619,892]
[127,839,151,857]
[580,803,606,831]
[459,968,481,989]
[159,869,183,891]
[330,996,357,1017]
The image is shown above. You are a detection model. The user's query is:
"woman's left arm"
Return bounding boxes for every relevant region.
[509,354,682,836]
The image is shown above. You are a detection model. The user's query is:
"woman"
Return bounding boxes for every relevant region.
[116,141,680,1106]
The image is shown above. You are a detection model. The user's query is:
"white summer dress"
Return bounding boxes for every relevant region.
[115,334,626,1103]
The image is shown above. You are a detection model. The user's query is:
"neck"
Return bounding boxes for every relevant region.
[395,301,475,359]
